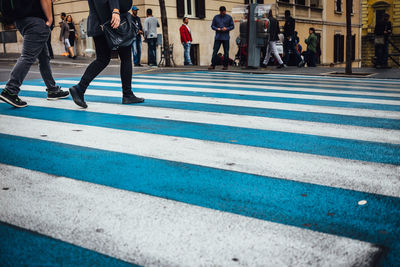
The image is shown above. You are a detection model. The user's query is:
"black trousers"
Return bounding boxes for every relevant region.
[79,34,133,97]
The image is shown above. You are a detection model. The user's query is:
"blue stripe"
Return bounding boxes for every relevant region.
[0,134,398,266]
[0,222,137,267]
[1,103,399,164]
[16,91,400,130]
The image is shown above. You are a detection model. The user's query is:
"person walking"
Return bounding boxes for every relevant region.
[374,13,392,68]
[209,6,234,70]
[131,6,143,67]
[304,27,317,67]
[282,10,304,67]
[69,0,144,109]
[59,12,76,59]
[143,8,159,67]
[180,17,193,66]
[262,10,285,69]
[66,15,78,59]
[0,0,69,108]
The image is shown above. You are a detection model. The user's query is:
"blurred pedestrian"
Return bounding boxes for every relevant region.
[69,0,144,108]
[0,0,69,108]
[304,27,317,67]
[262,10,285,69]
[209,6,234,70]
[180,17,193,65]
[66,15,78,58]
[59,12,76,59]
[282,10,304,67]
[144,8,159,66]
[131,6,143,67]
[374,13,392,68]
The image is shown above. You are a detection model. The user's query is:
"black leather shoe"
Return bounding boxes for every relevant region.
[69,85,87,108]
[122,95,145,104]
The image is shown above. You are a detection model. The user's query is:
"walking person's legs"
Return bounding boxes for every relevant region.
[270,41,284,67]
[283,38,290,65]
[263,42,272,65]
[118,45,144,104]
[70,35,111,108]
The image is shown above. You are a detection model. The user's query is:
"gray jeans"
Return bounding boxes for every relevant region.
[5,17,57,95]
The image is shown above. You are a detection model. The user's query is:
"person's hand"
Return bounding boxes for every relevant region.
[217,28,221,31]
[222,27,227,31]
[45,18,53,27]
[111,13,120,29]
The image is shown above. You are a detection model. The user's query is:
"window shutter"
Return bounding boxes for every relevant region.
[334,34,338,63]
[339,34,345,62]
[257,0,264,4]
[195,0,206,19]
[245,0,250,4]
[351,34,356,61]
[177,0,184,18]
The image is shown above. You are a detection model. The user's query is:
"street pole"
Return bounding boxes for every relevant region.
[345,0,352,74]
[159,0,171,67]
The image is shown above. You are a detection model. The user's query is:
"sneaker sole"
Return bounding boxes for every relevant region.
[47,94,70,101]
[0,94,27,108]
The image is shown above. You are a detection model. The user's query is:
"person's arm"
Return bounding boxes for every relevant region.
[107,0,120,29]
[40,0,53,27]
[226,16,234,31]
[143,19,148,39]
[211,16,219,31]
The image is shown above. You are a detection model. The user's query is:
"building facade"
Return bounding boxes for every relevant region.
[1,0,362,67]
[361,0,400,67]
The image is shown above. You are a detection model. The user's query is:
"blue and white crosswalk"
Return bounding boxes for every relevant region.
[0,71,399,266]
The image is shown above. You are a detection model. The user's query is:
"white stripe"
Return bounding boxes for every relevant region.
[197,72,400,85]
[1,115,399,198]
[21,97,400,144]
[0,164,381,266]
[126,75,400,93]
[84,79,400,105]
[19,85,400,120]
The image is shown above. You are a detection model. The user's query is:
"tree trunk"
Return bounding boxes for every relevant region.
[345,0,352,74]
[159,0,171,67]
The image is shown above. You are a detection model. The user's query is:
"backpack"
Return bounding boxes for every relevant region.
[0,0,23,24]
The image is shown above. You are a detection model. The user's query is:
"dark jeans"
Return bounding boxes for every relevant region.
[147,38,157,65]
[78,34,133,97]
[375,41,389,66]
[5,17,58,95]
[211,40,229,67]
[304,50,316,67]
[283,36,302,65]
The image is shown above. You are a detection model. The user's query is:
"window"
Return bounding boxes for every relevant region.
[245,0,264,3]
[177,0,205,19]
[295,0,306,5]
[310,0,320,8]
[334,34,344,63]
[335,0,342,12]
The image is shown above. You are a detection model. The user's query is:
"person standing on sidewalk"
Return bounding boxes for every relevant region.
[282,10,304,67]
[131,6,143,67]
[209,6,234,70]
[144,8,159,67]
[69,0,144,109]
[59,12,76,59]
[0,0,69,108]
[180,17,193,66]
[66,15,78,59]
[304,27,317,67]
[262,10,285,69]
[374,13,392,68]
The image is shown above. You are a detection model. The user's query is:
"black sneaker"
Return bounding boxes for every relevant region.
[69,85,87,108]
[122,95,145,104]
[0,89,27,108]
[47,87,69,100]
[277,64,287,69]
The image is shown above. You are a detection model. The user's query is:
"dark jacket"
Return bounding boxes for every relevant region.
[211,14,234,40]
[268,16,280,42]
[87,0,132,37]
[283,16,295,37]
[375,20,392,39]
[131,15,143,36]
[15,0,46,21]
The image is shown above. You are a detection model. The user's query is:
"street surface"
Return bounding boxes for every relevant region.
[0,70,400,266]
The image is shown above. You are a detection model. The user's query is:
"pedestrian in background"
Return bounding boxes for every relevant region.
[209,6,234,70]
[66,15,78,59]
[282,10,304,67]
[69,0,144,109]
[0,0,69,108]
[144,8,159,67]
[374,13,392,68]
[303,27,317,67]
[262,10,285,69]
[131,6,143,67]
[180,17,193,65]
[59,12,76,59]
